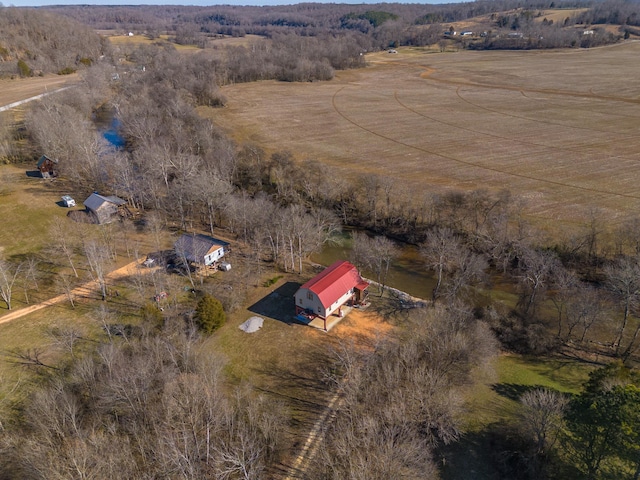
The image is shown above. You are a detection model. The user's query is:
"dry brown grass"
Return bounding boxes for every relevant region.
[208,42,640,231]
[535,8,590,23]
[107,33,264,51]
[0,74,78,108]
[107,34,158,45]
[208,34,267,48]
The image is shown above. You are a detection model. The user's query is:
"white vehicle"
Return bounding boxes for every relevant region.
[61,195,76,207]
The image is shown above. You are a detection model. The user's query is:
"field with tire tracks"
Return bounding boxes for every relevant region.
[209,41,640,233]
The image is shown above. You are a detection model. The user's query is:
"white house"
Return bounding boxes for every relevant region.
[174,233,229,267]
[294,260,369,330]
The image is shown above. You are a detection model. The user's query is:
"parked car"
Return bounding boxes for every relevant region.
[61,195,76,207]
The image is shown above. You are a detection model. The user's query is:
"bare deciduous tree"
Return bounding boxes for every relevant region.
[519,388,568,456]
[516,247,559,318]
[310,306,497,479]
[517,388,568,478]
[3,327,284,479]
[351,232,399,296]
[420,227,462,304]
[83,238,112,301]
[0,257,22,310]
[49,217,81,278]
[603,256,640,355]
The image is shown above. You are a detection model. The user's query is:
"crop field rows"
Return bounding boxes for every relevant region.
[214,41,640,229]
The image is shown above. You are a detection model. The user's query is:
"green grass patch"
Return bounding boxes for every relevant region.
[262,275,282,287]
[497,354,593,394]
[465,354,594,431]
[0,303,99,412]
[0,164,70,257]
[442,354,596,480]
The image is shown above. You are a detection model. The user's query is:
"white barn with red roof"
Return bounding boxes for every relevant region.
[294,260,369,330]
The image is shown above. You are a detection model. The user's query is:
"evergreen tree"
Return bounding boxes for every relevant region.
[195,294,226,334]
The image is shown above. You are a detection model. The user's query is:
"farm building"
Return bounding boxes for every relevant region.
[174,233,229,268]
[84,192,127,224]
[295,260,369,331]
[36,155,58,178]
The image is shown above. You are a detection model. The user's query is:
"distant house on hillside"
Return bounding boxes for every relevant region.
[294,260,369,331]
[84,192,127,224]
[174,233,229,268]
[37,155,58,178]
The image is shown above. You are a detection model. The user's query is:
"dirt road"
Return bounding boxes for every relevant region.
[0,259,143,326]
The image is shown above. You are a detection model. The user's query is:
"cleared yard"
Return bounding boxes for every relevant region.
[210,41,640,231]
[0,74,77,108]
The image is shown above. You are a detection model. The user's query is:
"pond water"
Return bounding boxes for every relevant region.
[102,119,125,149]
[94,106,125,149]
[311,229,435,300]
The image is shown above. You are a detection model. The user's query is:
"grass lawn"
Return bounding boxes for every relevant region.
[205,265,396,471]
[441,353,596,480]
[0,164,72,257]
[0,301,103,418]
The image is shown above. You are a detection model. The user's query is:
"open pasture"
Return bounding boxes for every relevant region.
[213,41,640,229]
[0,74,77,110]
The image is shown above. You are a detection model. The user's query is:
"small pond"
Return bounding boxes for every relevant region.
[311,229,435,300]
[94,106,125,149]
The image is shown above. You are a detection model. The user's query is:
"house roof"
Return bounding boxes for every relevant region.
[37,155,58,167]
[84,193,126,211]
[301,260,369,309]
[174,233,229,263]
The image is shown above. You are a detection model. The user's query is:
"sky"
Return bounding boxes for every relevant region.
[6,0,450,5]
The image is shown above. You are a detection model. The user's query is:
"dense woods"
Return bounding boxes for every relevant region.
[0,8,105,76]
[1,0,640,478]
[0,325,284,478]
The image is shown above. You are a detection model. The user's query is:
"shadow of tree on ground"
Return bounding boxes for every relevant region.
[491,383,553,401]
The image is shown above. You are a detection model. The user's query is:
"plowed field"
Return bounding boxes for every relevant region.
[211,41,640,229]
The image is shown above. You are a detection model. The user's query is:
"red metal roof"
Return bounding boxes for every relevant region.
[301,260,368,309]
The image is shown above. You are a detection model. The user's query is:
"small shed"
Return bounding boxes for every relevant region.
[37,155,58,178]
[294,260,369,330]
[84,192,127,224]
[174,233,229,267]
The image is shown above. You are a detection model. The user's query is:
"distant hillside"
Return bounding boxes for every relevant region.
[45,0,640,52]
[0,7,106,77]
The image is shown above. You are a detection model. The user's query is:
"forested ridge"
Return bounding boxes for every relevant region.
[47,0,640,50]
[3,0,640,79]
[0,1,639,479]
[0,7,105,77]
